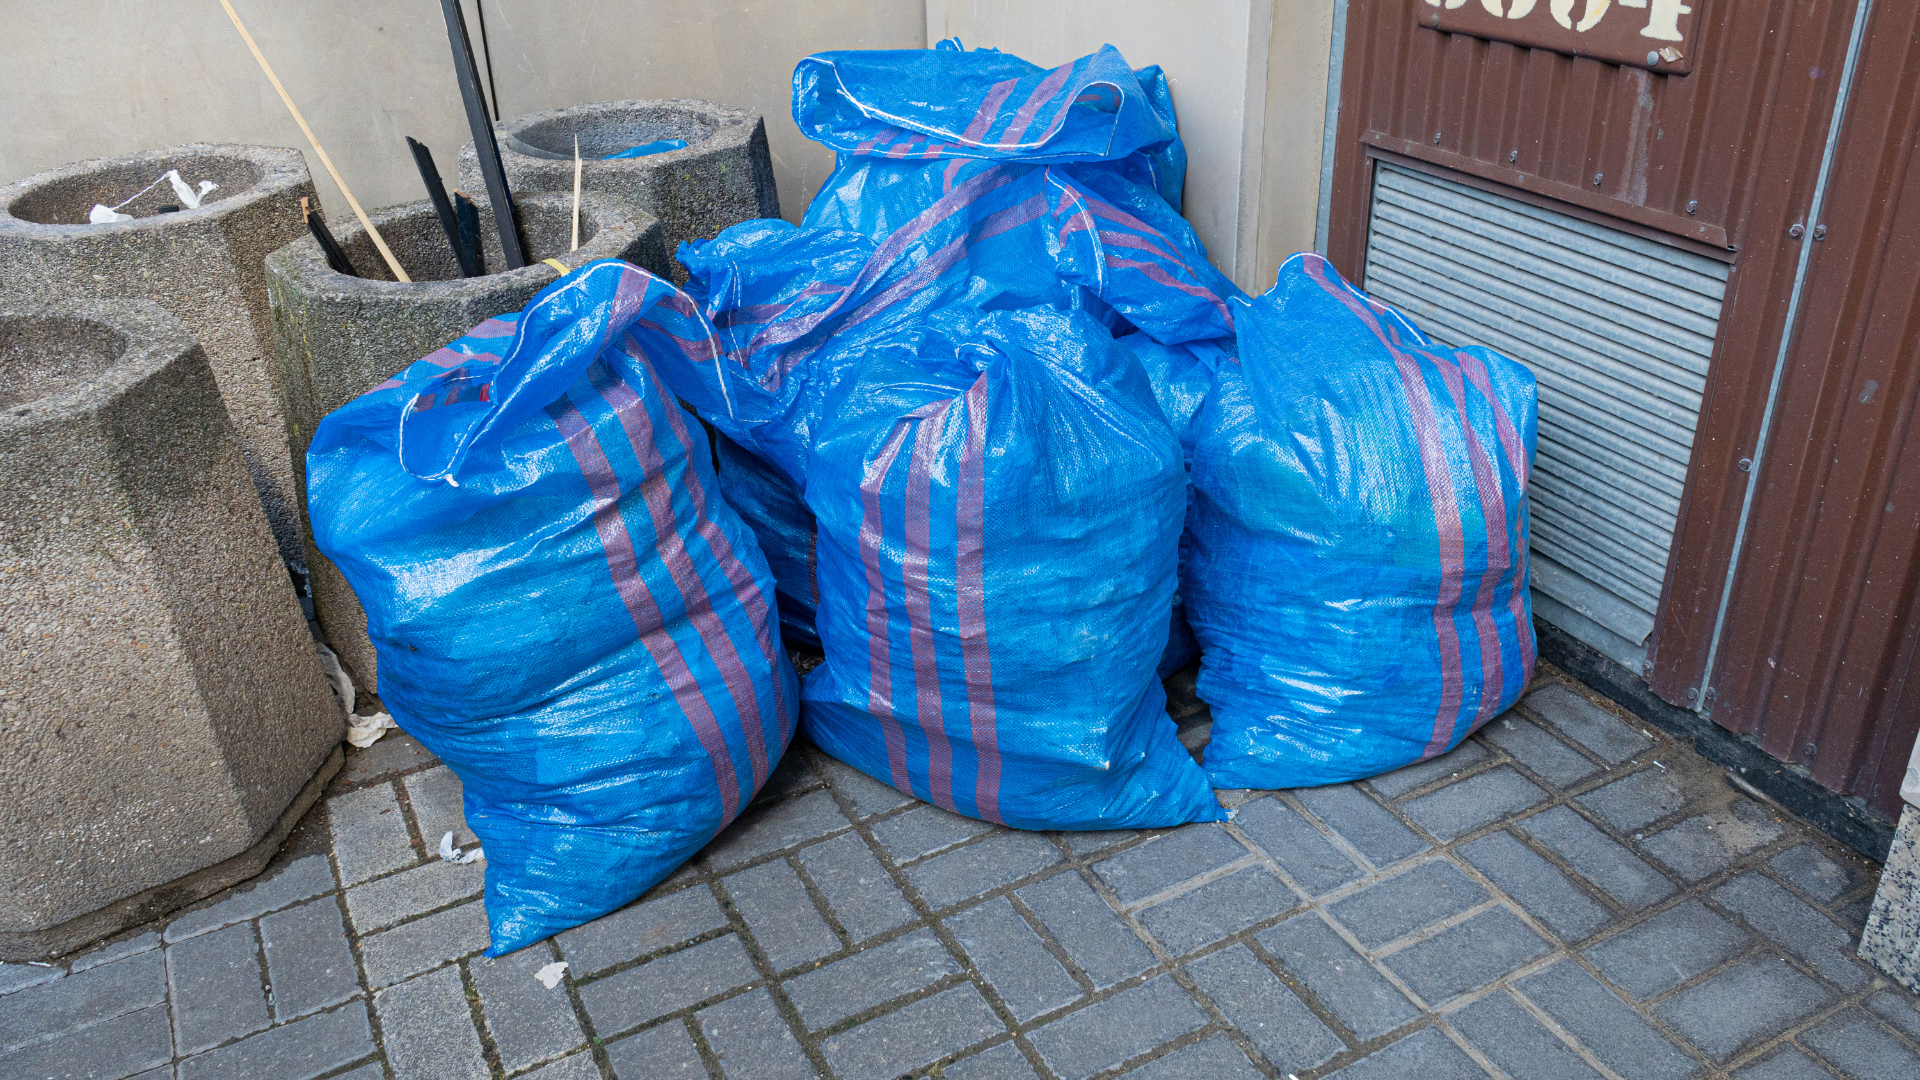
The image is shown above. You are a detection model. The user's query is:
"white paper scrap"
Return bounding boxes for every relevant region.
[439,830,484,864]
[534,962,569,989]
[90,204,132,223]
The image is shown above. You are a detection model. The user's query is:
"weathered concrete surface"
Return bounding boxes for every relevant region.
[0,301,342,958]
[1862,805,1920,993]
[0,144,316,561]
[461,99,778,282]
[266,191,666,690]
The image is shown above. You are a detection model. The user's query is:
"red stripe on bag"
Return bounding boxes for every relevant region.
[860,424,917,792]
[546,395,745,824]
[956,373,1002,822]
[1454,351,1536,674]
[960,78,1021,144]
[1427,345,1509,728]
[1000,64,1072,146]
[903,403,957,811]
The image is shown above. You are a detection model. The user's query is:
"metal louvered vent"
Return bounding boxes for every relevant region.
[1361,162,1728,672]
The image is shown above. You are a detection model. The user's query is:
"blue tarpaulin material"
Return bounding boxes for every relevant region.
[666,40,1231,829]
[307,261,797,955]
[1187,252,1538,789]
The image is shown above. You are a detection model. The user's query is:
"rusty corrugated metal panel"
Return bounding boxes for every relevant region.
[1703,0,1920,819]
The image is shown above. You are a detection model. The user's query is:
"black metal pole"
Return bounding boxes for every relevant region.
[440,0,525,269]
[407,137,480,278]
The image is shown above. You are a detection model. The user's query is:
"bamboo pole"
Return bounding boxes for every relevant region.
[218,0,410,281]
[571,136,582,252]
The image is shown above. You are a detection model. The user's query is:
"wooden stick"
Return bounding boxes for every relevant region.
[571,136,581,252]
[218,0,410,281]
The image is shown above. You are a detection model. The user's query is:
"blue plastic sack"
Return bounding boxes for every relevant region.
[307,260,797,954]
[1186,253,1537,789]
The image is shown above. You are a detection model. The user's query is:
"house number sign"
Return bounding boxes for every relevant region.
[1422,0,1700,74]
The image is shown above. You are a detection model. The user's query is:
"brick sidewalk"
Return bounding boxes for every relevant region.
[6,663,1919,1080]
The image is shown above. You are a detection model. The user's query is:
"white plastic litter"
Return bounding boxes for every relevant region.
[317,638,398,747]
[439,830,484,864]
[534,962,569,989]
[347,710,397,748]
[88,169,218,224]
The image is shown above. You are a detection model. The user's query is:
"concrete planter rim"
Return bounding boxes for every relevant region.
[492,97,758,166]
[264,189,651,300]
[0,143,308,236]
[0,300,196,428]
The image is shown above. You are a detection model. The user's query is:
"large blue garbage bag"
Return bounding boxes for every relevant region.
[307,260,798,953]
[1186,253,1537,789]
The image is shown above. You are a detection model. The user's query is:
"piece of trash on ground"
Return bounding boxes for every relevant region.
[534,961,568,989]
[439,830,483,864]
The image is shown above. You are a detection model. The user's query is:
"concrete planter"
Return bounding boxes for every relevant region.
[0,300,342,960]
[266,191,665,691]
[460,99,779,282]
[1859,739,1920,991]
[0,144,316,562]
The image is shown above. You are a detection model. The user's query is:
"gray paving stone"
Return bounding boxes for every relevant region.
[176,1002,375,1080]
[376,966,488,1080]
[1294,785,1429,868]
[1519,805,1676,910]
[518,1052,602,1080]
[946,897,1080,1023]
[703,789,851,870]
[1232,798,1363,895]
[907,831,1063,909]
[260,899,359,1020]
[793,833,916,942]
[783,927,959,1029]
[1092,826,1250,905]
[557,883,726,976]
[1713,874,1871,991]
[1525,684,1652,763]
[1451,990,1605,1080]
[342,858,484,933]
[166,923,270,1055]
[1641,801,1788,883]
[327,784,418,887]
[945,1041,1040,1080]
[1054,830,1141,856]
[1137,866,1296,955]
[1381,906,1549,1005]
[1459,831,1613,942]
[725,860,840,972]
[871,805,993,862]
[1653,956,1832,1062]
[1768,845,1863,905]
[1401,766,1547,841]
[1367,739,1490,800]
[752,749,824,807]
[1187,943,1343,1073]
[1516,960,1697,1080]
[165,856,338,943]
[1257,914,1418,1041]
[578,934,759,1035]
[1017,872,1156,989]
[471,946,587,1074]
[0,962,64,996]
[700,987,817,1080]
[6,1001,171,1080]
[810,753,916,820]
[1865,989,1920,1041]
[1326,859,1489,948]
[818,984,1004,1080]
[1736,1046,1840,1080]
[1800,1009,1920,1080]
[71,932,162,974]
[403,766,474,848]
[337,731,436,785]
[1577,769,1689,833]
[1123,1035,1265,1079]
[0,949,166,1050]
[1482,712,1601,788]
[1581,899,1751,1000]
[605,1019,707,1080]
[1321,1025,1484,1080]
[1027,975,1207,1080]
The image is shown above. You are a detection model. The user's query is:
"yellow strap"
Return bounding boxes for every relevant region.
[541,258,569,275]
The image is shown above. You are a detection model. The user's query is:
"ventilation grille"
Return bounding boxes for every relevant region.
[1361,162,1728,671]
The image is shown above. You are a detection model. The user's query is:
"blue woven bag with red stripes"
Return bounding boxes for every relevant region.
[307,260,798,955]
[1186,253,1538,789]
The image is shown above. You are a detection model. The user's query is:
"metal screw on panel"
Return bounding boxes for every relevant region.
[1738,457,1753,472]
[1685,687,1699,702]
[1687,200,1698,214]
[1647,51,1662,66]
[1813,224,1827,240]
[1789,222,1805,238]
[1593,173,1603,186]
[1509,150,1518,162]
[1804,742,1818,759]
[1434,131,1443,144]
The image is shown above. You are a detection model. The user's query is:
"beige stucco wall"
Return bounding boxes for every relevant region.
[0,1,926,226]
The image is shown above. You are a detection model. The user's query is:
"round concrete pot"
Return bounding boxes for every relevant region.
[0,144,317,563]
[266,190,666,691]
[0,300,343,960]
[460,99,779,282]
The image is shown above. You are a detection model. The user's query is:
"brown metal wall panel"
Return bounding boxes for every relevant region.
[1704,0,1920,817]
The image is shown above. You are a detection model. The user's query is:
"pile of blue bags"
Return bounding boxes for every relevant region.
[305,39,1536,955]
